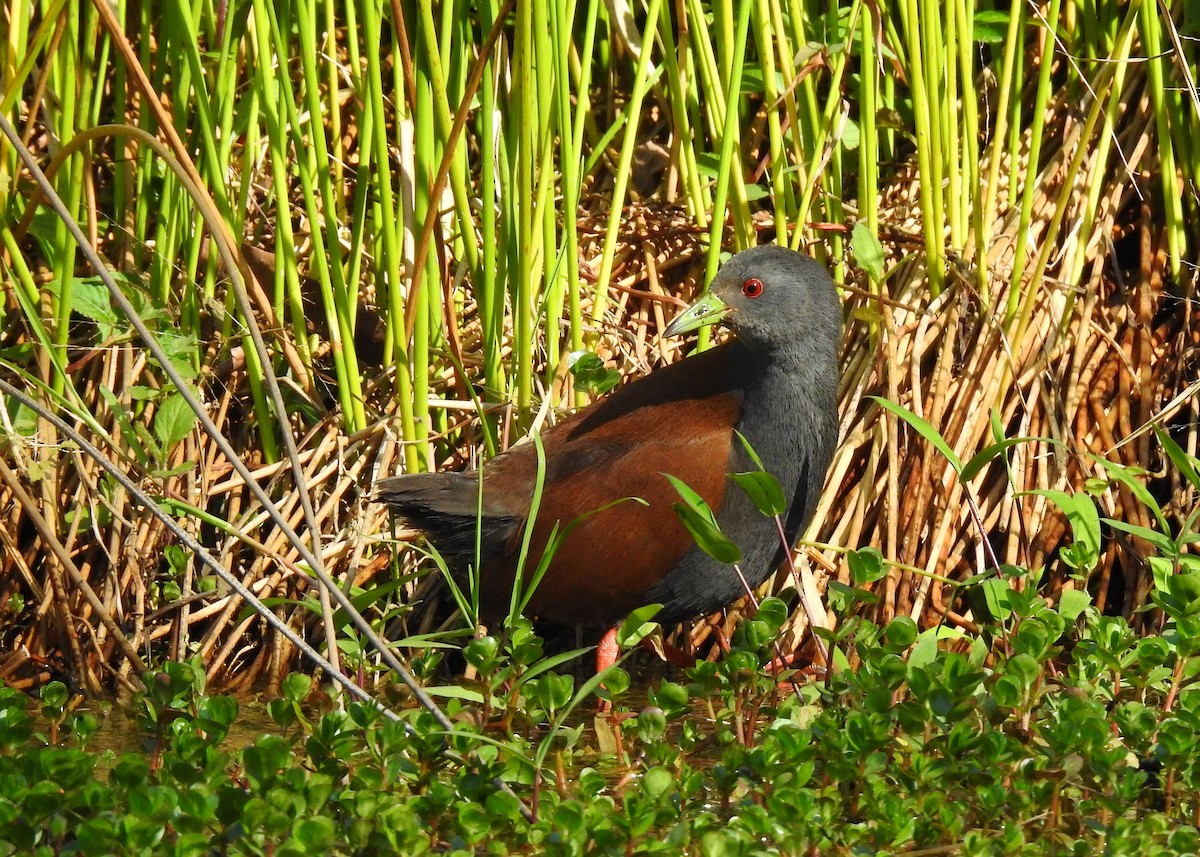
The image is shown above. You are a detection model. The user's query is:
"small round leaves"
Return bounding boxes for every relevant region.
[741,277,764,298]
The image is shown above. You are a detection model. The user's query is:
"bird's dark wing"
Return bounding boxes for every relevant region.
[374,471,521,571]
[476,344,751,625]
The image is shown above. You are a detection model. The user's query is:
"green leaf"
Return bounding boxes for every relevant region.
[40,681,69,710]
[642,766,674,798]
[1058,589,1091,621]
[729,432,786,515]
[1005,653,1042,688]
[733,430,767,471]
[99,386,152,463]
[839,116,860,151]
[870,396,961,472]
[153,392,199,449]
[1092,457,1169,534]
[884,616,918,649]
[665,473,741,564]
[742,183,769,201]
[616,604,662,647]
[974,10,1011,43]
[293,816,336,849]
[851,223,886,284]
[908,627,941,669]
[729,471,786,517]
[979,578,1013,621]
[961,436,1058,482]
[847,546,888,585]
[1026,489,1100,572]
[1104,518,1176,557]
[70,277,121,328]
[567,350,620,396]
[1156,426,1200,492]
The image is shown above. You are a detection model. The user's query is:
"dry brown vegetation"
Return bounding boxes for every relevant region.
[0,3,1197,695]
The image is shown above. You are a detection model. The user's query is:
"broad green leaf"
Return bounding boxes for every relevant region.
[839,116,860,151]
[665,473,741,563]
[756,596,789,633]
[70,276,122,328]
[729,471,786,517]
[907,627,941,669]
[974,10,1011,43]
[1058,589,1091,622]
[567,350,620,396]
[742,183,769,201]
[979,577,1013,621]
[847,546,887,585]
[616,604,663,648]
[154,392,199,449]
[671,504,741,564]
[851,223,886,284]
[1026,489,1100,572]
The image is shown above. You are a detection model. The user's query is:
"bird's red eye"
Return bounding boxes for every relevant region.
[741,278,764,298]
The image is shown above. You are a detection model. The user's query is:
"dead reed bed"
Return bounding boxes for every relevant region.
[0,4,1196,695]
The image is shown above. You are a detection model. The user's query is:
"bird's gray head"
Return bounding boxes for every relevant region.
[664,245,842,354]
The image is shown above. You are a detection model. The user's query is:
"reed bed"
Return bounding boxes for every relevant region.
[0,0,1195,692]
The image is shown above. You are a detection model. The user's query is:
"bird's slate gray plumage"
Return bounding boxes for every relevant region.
[375,245,841,629]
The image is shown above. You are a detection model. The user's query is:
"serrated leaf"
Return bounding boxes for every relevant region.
[153,392,198,449]
[70,277,121,326]
[150,460,198,478]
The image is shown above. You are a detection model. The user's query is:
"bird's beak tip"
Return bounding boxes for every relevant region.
[663,293,730,339]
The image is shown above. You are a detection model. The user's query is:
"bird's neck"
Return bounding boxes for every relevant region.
[735,340,838,467]
[745,341,836,409]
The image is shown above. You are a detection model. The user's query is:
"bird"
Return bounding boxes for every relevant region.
[375,244,841,672]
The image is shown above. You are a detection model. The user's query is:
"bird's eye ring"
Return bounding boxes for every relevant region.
[741,278,764,298]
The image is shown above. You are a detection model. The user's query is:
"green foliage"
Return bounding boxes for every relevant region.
[4,583,1200,854]
[850,222,886,284]
[567,351,621,397]
[665,473,742,564]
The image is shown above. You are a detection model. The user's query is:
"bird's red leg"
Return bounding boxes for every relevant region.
[596,626,620,673]
[595,626,621,711]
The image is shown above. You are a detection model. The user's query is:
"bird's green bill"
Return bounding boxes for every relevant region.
[663,293,731,338]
